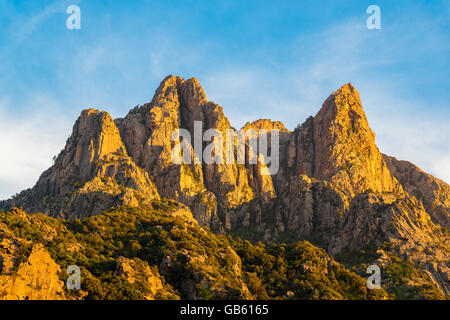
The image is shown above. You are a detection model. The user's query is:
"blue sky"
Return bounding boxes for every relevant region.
[0,0,449,199]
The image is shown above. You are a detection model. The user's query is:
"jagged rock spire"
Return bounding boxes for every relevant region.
[285,83,401,197]
[65,109,127,180]
[4,108,159,219]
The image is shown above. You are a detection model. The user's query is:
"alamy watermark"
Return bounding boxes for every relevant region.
[366,5,381,30]
[171,121,280,175]
[66,265,81,290]
[66,5,81,30]
[65,5,381,32]
[366,264,381,289]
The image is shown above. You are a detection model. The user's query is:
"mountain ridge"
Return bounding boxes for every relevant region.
[1,75,449,297]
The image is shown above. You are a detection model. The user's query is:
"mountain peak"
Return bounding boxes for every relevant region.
[179,77,207,110]
[150,75,207,111]
[70,109,126,175]
[330,83,360,102]
[242,119,290,132]
[306,83,400,196]
[151,75,184,105]
[337,82,358,95]
[316,83,364,124]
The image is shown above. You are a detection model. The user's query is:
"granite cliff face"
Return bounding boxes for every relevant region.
[4,109,160,220]
[383,154,450,229]
[0,210,66,300]
[0,245,66,300]
[1,76,449,297]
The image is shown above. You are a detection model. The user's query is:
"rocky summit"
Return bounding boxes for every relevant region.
[0,75,448,300]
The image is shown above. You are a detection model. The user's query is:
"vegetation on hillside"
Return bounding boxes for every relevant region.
[0,204,445,300]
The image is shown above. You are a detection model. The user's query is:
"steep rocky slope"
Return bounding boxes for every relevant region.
[3,109,159,220]
[1,76,448,297]
[0,208,66,300]
[383,154,450,229]
[0,244,66,300]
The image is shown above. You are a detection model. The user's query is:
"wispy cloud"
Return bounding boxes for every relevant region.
[0,97,72,200]
[6,0,80,43]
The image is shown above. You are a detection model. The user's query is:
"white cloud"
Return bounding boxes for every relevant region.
[0,96,73,200]
[370,107,450,183]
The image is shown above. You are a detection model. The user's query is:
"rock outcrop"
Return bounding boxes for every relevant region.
[116,257,172,300]
[242,119,290,133]
[383,154,450,229]
[0,244,66,300]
